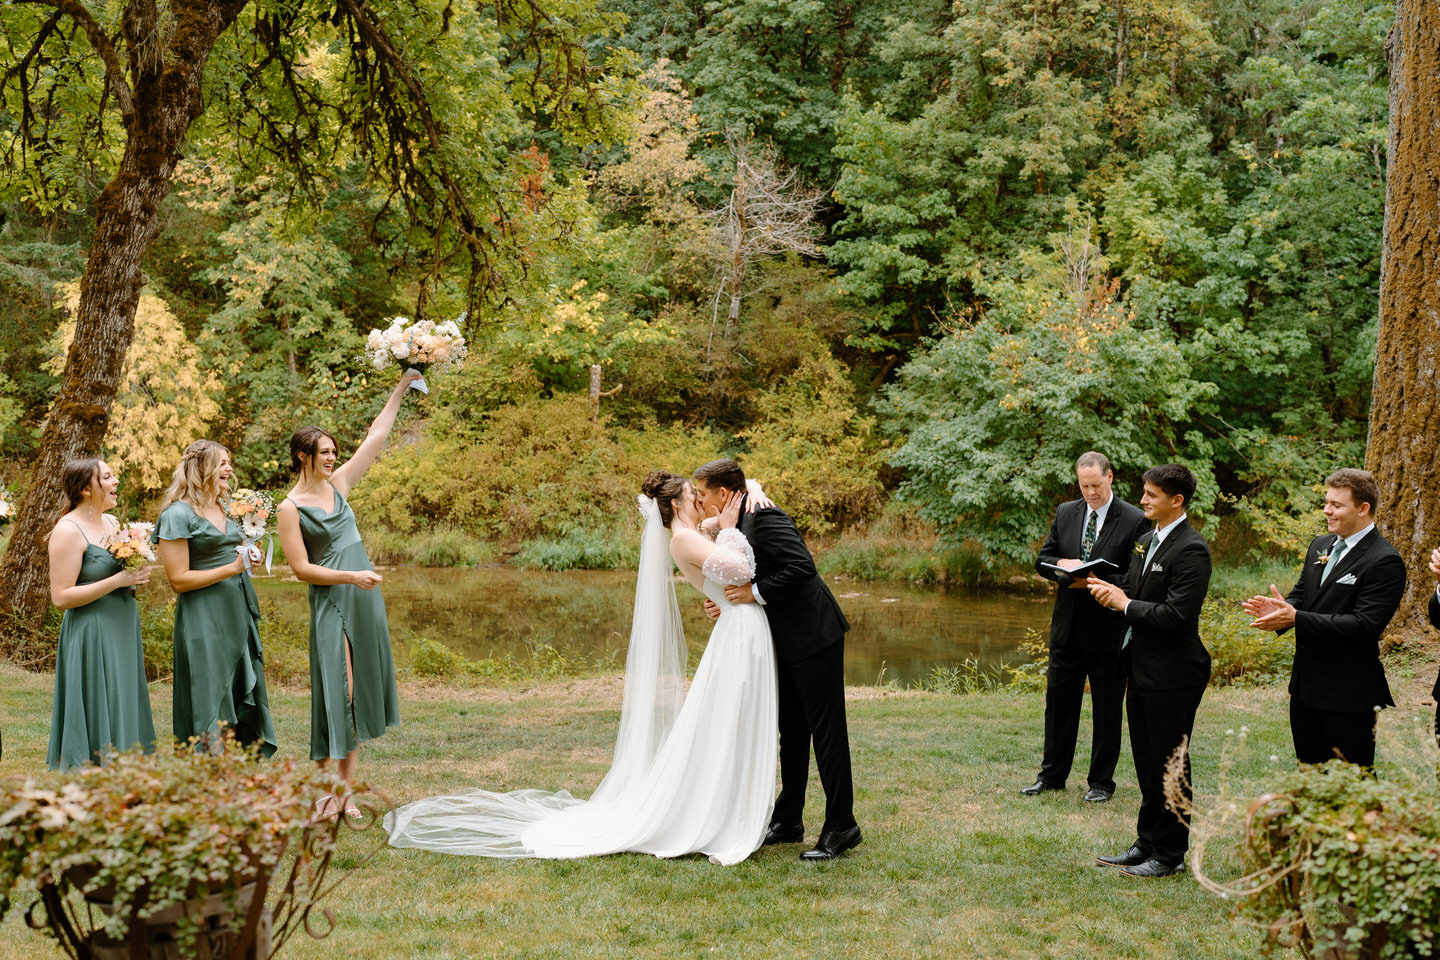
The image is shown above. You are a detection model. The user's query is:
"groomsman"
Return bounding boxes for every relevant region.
[1025,452,1147,803]
[1088,465,1212,879]
[1243,469,1405,767]
[1430,547,1440,739]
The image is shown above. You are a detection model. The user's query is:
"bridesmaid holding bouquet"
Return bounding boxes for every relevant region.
[277,372,417,817]
[154,440,276,756]
[47,458,155,770]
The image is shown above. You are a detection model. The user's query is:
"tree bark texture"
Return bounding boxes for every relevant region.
[1368,0,1440,641]
[0,0,249,658]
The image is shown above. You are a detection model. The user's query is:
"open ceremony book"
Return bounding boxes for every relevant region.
[1039,558,1119,581]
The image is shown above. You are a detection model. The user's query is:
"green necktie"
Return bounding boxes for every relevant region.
[1082,509,1098,560]
[1320,537,1349,584]
[1122,535,1160,650]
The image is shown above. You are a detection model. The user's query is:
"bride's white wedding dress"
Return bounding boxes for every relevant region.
[385,499,777,865]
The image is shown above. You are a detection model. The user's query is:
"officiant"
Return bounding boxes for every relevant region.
[1022,452,1147,803]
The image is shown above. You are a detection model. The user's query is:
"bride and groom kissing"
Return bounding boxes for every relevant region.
[386,459,862,865]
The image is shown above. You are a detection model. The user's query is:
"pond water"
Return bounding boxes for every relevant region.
[250,566,1054,685]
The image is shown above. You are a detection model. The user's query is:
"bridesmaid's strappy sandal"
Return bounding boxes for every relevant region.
[315,795,341,822]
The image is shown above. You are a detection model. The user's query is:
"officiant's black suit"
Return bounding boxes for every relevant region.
[1034,496,1148,793]
[739,502,855,834]
[1281,531,1405,766]
[1121,519,1211,867]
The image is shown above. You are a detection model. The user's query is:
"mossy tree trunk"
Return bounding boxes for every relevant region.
[1369,0,1440,638]
[0,0,247,657]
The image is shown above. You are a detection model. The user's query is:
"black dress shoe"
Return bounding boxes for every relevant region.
[1120,857,1184,878]
[1019,780,1063,796]
[800,825,863,861]
[763,821,805,845]
[1095,844,1149,867]
[1083,786,1113,803]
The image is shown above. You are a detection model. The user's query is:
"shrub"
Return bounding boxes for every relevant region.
[1201,600,1295,687]
[512,528,636,570]
[0,739,372,955]
[1191,732,1440,959]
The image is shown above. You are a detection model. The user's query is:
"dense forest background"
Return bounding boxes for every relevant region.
[0,0,1391,568]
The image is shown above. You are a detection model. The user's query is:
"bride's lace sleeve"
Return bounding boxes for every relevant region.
[701,529,756,585]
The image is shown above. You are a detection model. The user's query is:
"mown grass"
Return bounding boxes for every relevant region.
[3,660,1406,959]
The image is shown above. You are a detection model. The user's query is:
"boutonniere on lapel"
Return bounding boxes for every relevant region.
[1133,539,1148,557]
[1315,537,1341,566]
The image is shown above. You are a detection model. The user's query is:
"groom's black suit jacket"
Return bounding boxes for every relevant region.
[1122,519,1212,693]
[1035,497,1148,647]
[1283,531,1404,714]
[738,503,848,664]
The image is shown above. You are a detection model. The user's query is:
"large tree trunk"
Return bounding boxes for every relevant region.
[0,0,246,660]
[1368,0,1440,641]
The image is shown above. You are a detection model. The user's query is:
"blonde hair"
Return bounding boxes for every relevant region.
[157,440,229,516]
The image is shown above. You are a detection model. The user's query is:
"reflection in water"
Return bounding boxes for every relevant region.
[252,566,1052,684]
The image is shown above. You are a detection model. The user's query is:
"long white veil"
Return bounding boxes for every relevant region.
[589,495,689,801]
[384,494,689,855]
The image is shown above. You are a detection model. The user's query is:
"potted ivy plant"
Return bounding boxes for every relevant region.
[1189,744,1439,960]
[0,737,387,959]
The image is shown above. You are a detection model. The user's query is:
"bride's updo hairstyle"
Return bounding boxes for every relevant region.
[640,470,689,528]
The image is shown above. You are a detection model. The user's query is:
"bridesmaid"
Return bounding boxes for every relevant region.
[277,373,417,818]
[47,458,156,770]
[154,440,276,756]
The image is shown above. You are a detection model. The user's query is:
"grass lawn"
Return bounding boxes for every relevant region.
[3,663,1430,959]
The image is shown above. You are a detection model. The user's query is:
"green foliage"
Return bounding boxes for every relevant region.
[816,505,1009,585]
[739,352,886,534]
[1200,600,1295,687]
[914,627,1048,694]
[0,739,344,951]
[1196,738,1440,959]
[407,635,620,682]
[879,284,1217,562]
[364,527,499,567]
[513,530,636,571]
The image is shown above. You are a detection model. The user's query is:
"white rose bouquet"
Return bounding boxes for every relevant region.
[364,313,468,394]
[0,482,14,528]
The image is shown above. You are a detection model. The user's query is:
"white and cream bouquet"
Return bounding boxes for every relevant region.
[0,482,14,528]
[364,314,468,394]
[225,487,276,574]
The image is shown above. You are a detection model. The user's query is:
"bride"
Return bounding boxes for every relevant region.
[385,470,777,865]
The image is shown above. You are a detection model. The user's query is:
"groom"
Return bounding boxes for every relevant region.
[694,459,861,861]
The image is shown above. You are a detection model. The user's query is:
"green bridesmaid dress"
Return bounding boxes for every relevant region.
[156,501,276,757]
[47,519,156,771]
[291,483,399,761]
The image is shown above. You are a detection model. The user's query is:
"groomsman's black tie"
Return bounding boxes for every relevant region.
[1082,509,1098,560]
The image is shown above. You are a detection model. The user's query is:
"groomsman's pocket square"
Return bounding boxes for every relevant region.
[1150,563,1163,573]
[1335,573,1358,585]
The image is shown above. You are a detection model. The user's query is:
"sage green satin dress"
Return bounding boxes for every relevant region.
[156,501,276,757]
[292,483,400,761]
[47,520,156,770]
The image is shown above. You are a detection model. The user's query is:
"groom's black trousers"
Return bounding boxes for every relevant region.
[772,642,856,834]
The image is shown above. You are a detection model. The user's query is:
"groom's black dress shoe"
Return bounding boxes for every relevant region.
[763,822,805,845]
[800,825,863,861]
[1083,786,1113,803]
[1120,857,1184,878]
[1020,780,1063,796]
[1095,844,1149,867]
